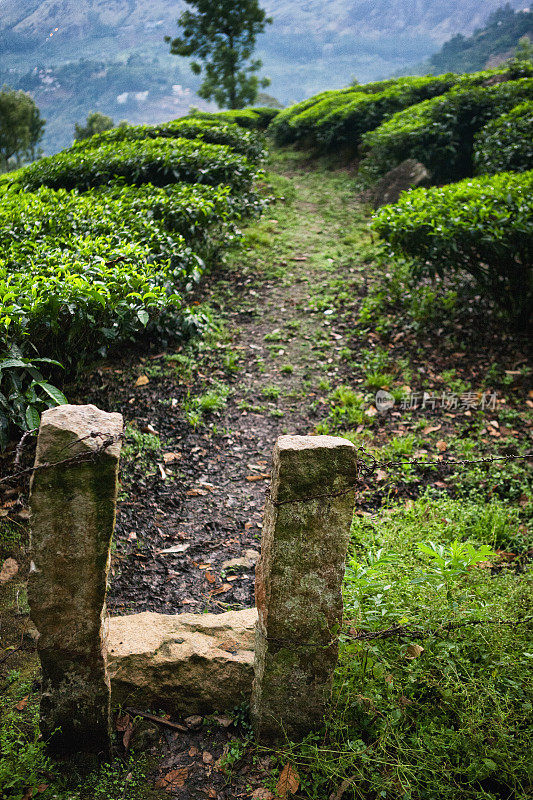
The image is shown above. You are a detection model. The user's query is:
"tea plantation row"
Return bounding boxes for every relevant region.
[0,117,267,443]
[265,66,532,326]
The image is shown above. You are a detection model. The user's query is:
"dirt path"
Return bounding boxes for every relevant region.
[75,151,372,616]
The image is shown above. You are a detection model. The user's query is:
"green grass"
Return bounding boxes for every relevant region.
[273,495,533,800]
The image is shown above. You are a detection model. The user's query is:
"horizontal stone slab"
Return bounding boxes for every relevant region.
[106,608,257,714]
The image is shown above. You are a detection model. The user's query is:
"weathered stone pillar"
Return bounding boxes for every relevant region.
[251,435,357,741]
[28,404,123,758]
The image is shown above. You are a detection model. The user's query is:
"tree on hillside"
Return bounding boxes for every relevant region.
[165,0,273,109]
[0,88,45,171]
[73,111,115,141]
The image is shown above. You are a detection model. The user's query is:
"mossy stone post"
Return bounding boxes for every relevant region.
[28,404,123,758]
[251,435,357,741]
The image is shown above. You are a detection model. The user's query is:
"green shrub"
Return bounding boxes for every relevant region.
[189,106,278,130]
[360,77,533,183]
[0,181,238,368]
[70,117,267,161]
[269,79,402,145]
[474,101,533,174]
[372,170,533,325]
[306,75,463,150]
[16,137,258,194]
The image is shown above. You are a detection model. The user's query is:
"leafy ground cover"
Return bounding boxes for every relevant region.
[1,149,531,799]
[267,68,532,155]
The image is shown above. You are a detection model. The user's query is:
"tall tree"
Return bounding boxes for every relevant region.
[74,111,115,142]
[165,0,272,109]
[0,88,45,170]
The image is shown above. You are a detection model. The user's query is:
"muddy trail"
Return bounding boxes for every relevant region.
[74,152,370,616]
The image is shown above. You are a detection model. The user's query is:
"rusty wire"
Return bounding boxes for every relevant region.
[268,445,532,507]
[0,430,124,485]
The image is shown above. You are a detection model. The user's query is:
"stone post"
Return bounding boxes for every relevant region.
[251,435,357,741]
[28,404,123,758]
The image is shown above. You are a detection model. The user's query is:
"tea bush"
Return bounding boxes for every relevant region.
[299,75,462,150]
[17,137,258,194]
[269,79,404,145]
[190,106,279,130]
[474,101,533,174]
[360,76,533,183]
[372,170,533,325]
[268,69,529,151]
[70,118,267,161]
[0,181,243,366]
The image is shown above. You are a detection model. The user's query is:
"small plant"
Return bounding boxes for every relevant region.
[413,539,497,603]
[280,364,294,374]
[261,384,281,399]
[0,345,67,448]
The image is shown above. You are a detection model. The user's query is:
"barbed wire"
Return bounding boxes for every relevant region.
[268,446,532,506]
[0,430,124,486]
[257,616,533,651]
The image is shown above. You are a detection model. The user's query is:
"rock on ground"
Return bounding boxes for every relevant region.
[106,608,257,714]
[369,159,430,208]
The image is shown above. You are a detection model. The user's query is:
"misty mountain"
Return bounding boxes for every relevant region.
[1,1,529,154]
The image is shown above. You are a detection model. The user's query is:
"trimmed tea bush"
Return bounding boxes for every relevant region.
[474,101,533,174]
[372,170,533,325]
[269,79,403,145]
[71,118,267,161]
[360,77,533,184]
[0,181,238,364]
[190,107,278,130]
[306,76,463,150]
[17,137,258,194]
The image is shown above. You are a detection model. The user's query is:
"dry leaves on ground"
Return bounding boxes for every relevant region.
[276,764,300,798]
[0,558,19,584]
[155,767,189,791]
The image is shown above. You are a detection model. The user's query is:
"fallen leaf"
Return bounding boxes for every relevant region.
[213,715,233,728]
[365,405,378,417]
[162,452,182,464]
[140,423,158,435]
[246,474,270,481]
[188,746,199,757]
[15,696,29,711]
[0,557,19,584]
[436,440,447,453]
[405,644,424,659]
[155,767,188,791]
[135,375,149,387]
[115,713,131,731]
[36,785,49,794]
[16,509,30,520]
[276,764,300,798]
[210,583,232,595]
[252,790,275,800]
[203,751,214,764]
[376,469,388,482]
[158,463,167,480]
[205,571,216,583]
[423,424,441,434]
[159,544,190,555]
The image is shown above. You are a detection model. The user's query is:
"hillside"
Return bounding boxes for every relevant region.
[1,1,530,105]
[426,5,533,74]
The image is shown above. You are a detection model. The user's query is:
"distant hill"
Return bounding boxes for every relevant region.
[426,5,533,74]
[0,0,530,154]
